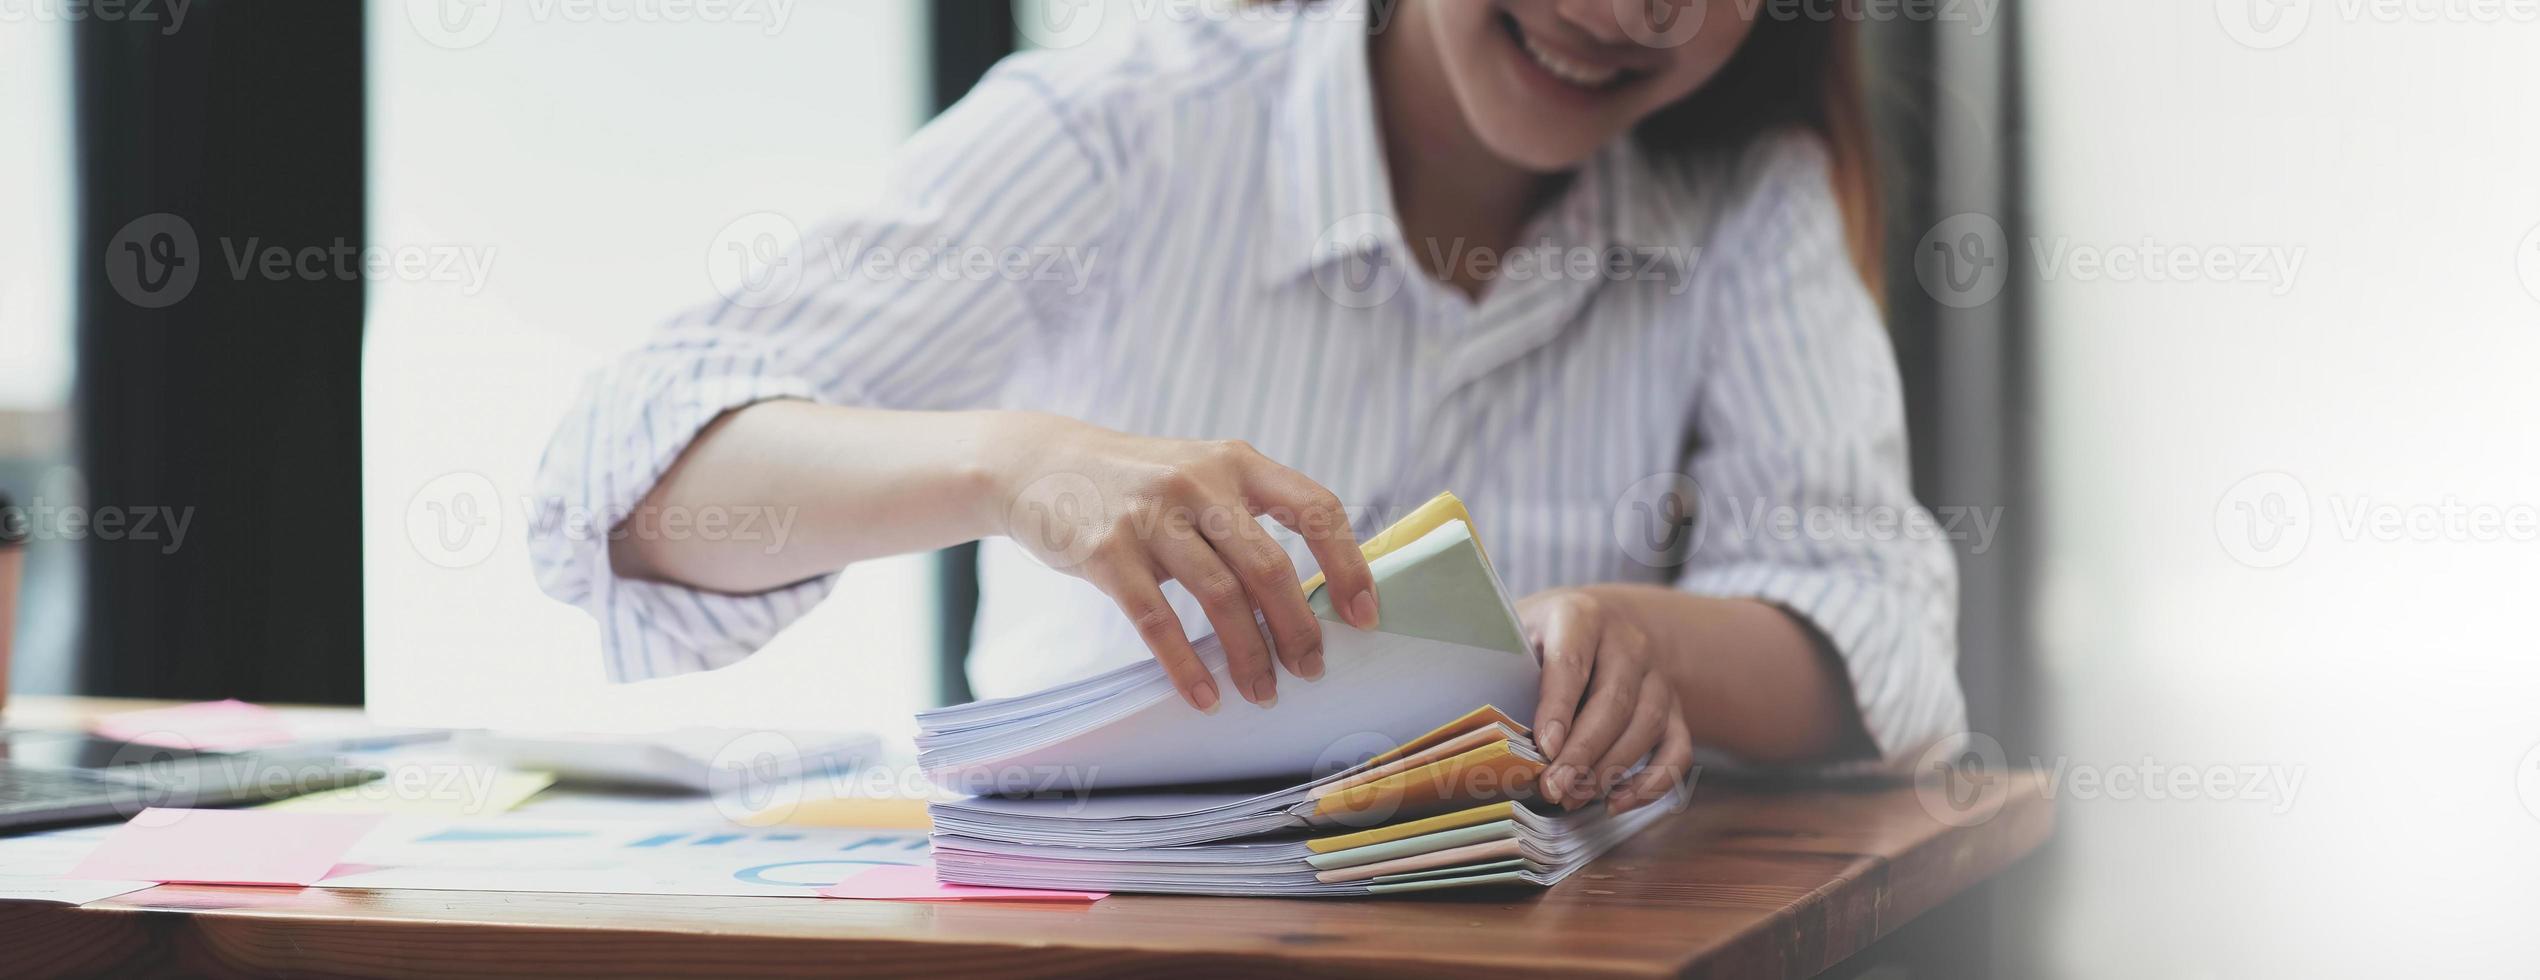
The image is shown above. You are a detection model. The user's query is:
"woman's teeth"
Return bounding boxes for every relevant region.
[1519,28,1624,90]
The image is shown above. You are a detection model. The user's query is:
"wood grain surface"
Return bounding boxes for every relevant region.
[3,698,2052,979]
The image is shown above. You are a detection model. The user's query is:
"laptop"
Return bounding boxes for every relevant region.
[0,729,377,833]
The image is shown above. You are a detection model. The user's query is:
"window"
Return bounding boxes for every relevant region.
[362,1,937,736]
[0,16,78,694]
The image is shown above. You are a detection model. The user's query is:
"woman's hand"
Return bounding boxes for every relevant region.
[1520,589,1694,813]
[988,413,1380,714]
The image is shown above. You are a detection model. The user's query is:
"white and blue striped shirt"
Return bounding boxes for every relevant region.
[532,5,1962,764]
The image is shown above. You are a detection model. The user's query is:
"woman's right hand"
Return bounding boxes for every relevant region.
[985,413,1381,714]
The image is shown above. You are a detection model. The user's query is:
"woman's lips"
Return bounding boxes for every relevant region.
[1502,13,1642,93]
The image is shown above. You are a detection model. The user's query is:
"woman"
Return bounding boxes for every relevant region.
[533,0,1961,813]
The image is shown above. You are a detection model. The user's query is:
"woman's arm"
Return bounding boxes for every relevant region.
[610,402,1007,593]
[612,402,1383,715]
[1561,585,1872,765]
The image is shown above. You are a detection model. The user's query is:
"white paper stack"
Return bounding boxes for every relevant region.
[931,783,1688,897]
[912,494,1698,898]
[916,515,1542,796]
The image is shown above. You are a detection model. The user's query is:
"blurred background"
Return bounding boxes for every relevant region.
[3,0,2536,974]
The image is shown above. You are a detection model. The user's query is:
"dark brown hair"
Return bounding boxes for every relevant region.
[1326,0,1886,297]
[1633,5,1883,298]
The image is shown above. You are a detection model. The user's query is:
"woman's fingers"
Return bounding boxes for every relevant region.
[1528,597,1600,767]
[1610,708,1694,814]
[1202,506,1324,681]
[1585,681,1675,803]
[1091,562,1220,713]
[1240,456,1379,632]
[1154,528,1280,708]
[1545,621,1646,807]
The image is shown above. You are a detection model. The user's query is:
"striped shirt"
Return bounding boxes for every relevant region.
[531,4,1963,765]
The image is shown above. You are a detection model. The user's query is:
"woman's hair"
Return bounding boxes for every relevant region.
[1307,0,1886,297]
[1633,5,1883,298]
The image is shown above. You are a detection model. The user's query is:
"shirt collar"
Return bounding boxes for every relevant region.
[1262,6,1693,289]
[1263,0,1401,287]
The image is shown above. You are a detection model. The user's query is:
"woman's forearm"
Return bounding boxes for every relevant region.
[1571,584,1875,766]
[609,401,1011,593]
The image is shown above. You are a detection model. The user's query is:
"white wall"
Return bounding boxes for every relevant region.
[0,17,73,412]
[362,0,938,739]
[2025,2,2540,974]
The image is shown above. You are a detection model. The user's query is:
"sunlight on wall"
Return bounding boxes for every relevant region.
[362,1,936,739]
[2026,4,2540,974]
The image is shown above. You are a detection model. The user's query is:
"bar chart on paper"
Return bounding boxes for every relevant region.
[316,820,933,898]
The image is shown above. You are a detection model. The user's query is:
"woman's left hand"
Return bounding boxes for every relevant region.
[1518,589,1695,813]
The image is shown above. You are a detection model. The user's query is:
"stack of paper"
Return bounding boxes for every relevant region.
[916,493,1692,897]
[930,706,1688,896]
[917,495,1541,795]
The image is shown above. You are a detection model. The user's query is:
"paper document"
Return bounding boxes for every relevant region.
[68,809,387,886]
[823,862,1104,902]
[917,509,1541,793]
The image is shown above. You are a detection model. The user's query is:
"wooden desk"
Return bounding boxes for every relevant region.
[2,698,2052,978]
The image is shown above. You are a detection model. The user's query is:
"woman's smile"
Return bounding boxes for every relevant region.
[1502,10,1642,93]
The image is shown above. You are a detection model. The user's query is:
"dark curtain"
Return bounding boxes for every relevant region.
[73,0,367,704]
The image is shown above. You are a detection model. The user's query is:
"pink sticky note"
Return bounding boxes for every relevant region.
[66,808,387,886]
[92,700,297,751]
[821,863,1106,903]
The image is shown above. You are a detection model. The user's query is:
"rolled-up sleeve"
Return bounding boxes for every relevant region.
[531,60,1125,682]
[1676,134,1965,767]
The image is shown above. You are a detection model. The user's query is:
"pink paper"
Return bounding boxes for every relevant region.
[65,809,387,886]
[821,863,1106,903]
[92,699,296,751]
